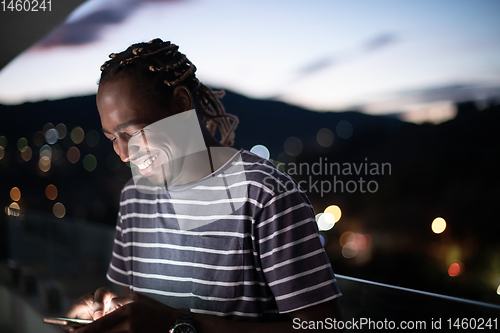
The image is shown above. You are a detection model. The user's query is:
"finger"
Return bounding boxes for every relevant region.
[91,287,117,320]
[74,304,129,333]
[108,295,134,313]
[64,293,95,320]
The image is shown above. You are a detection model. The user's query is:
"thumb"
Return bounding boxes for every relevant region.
[91,287,116,320]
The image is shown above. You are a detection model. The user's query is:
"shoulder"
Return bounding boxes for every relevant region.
[238,149,304,198]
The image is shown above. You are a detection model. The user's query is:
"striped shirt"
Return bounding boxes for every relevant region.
[107,149,341,321]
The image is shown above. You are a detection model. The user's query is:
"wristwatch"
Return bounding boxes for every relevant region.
[169,308,197,333]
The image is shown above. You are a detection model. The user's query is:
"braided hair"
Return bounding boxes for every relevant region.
[99,38,238,146]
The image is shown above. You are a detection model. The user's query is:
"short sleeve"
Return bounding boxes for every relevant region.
[106,211,130,287]
[254,174,341,313]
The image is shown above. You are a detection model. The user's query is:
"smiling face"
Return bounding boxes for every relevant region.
[97,74,182,185]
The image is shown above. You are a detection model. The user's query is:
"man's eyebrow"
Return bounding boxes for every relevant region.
[102,120,143,134]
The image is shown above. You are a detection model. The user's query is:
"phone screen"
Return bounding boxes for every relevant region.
[43,317,93,325]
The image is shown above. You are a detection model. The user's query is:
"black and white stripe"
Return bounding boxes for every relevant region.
[107,149,341,321]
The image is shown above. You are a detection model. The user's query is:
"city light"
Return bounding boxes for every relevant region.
[342,242,358,258]
[448,263,462,277]
[284,136,303,157]
[432,217,447,234]
[45,184,58,200]
[39,156,51,172]
[317,213,335,231]
[53,202,66,218]
[336,120,353,139]
[67,147,81,163]
[316,128,334,148]
[71,126,85,144]
[250,144,270,160]
[324,205,342,223]
[21,146,32,161]
[6,202,20,216]
[497,284,500,295]
[83,154,97,172]
[55,123,67,139]
[10,187,21,201]
[17,137,28,151]
[86,130,100,147]
[45,128,59,144]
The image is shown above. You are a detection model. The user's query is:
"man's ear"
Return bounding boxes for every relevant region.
[172,85,194,113]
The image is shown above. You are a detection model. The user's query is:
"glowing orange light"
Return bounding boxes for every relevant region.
[339,231,354,248]
[324,205,342,223]
[342,242,358,258]
[10,187,21,201]
[45,184,58,200]
[448,263,461,277]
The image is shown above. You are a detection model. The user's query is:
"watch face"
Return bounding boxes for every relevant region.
[172,323,196,333]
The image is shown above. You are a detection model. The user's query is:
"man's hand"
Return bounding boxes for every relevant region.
[72,292,178,333]
[61,287,117,332]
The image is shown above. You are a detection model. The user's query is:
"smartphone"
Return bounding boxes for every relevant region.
[43,317,93,326]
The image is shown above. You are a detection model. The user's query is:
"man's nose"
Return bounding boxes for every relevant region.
[116,140,130,163]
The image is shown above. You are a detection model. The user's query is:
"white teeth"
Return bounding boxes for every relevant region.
[137,155,157,170]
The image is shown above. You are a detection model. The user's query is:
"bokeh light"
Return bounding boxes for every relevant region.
[317,213,335,231]
[0,135,7,148]
[53,202,66,218]
[448,262,462,277]
[342,242,359,258]
[0,146,4,160]
[83,154,97,172]
[10,187,21,201]
[284,136,303,157]
[21,146,32,161]
[67,147,81,163]
[40,144,52,159]
[17,137,28,152]
[324,205,342,222]
[250,144,270,159]
[497,284,500,295]
[86,130,100,147]
[432,217,447,234]
[6,202,20,216]
[45,128,59,144]
[55,123,67,139]
[39,156,51,172]
[339,231,354,248]
[42,122,54,135]
[336,120,353,139]
[317,128,334,147]
[71,126,85,144]
[45,184,58,200]
[319,234,325,247]
[33,131,45,146]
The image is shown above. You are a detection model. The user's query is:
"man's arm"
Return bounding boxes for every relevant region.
[74,294,343,333]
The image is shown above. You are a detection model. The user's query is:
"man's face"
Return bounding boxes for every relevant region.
[97,75,174,184]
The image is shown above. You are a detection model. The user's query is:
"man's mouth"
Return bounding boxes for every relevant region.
[135,154,158,170]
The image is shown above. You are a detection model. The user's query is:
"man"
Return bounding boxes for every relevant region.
[64,39,342,333]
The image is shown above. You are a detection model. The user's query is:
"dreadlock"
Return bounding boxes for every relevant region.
[99,38,238,147]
